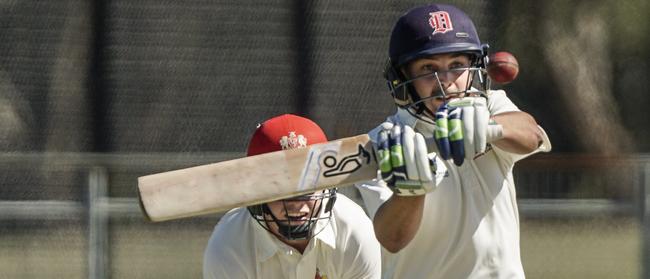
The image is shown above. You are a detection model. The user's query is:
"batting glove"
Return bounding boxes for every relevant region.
[435,97,503,166]
[375,122,437,196]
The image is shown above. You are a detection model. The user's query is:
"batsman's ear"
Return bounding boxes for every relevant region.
[383,58,411,108]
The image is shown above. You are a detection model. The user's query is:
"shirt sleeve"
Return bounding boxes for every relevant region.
[487,89,520,115]
[203,244,231,279]
[487,89,552,163]
[493,125,552,164]
[488,90,551,164]
[203,228,226,279]
[203,214,253,279]
[335,196,382,279]
[203,230,247,279]
[354,179,393,220]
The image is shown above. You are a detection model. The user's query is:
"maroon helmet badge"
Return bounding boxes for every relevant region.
[428,11,453,35]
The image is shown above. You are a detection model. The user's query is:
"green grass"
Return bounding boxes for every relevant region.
[0,216,641,278]
[521,217,640,279]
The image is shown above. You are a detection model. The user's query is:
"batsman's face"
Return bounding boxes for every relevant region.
[404,53,472,112]
[265,192,322,227]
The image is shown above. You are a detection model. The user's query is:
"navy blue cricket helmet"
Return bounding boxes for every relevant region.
[384,4,490,116]
[389,3,483,67]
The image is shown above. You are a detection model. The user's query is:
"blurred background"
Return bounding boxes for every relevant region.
[0,0,648,278]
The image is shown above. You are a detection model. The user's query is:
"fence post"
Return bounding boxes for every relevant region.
[88,167,108,279]
[640,161,650,278]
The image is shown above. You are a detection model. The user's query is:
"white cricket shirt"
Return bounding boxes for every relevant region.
[203,194,381,279]
[356,90,552,279]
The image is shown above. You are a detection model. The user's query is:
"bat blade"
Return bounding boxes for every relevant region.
[137,134,377,222]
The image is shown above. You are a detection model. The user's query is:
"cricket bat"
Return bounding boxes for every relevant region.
[138,134,376,222]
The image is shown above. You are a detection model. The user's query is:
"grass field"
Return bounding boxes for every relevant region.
[0,216,641,278]
[521,217,640,279]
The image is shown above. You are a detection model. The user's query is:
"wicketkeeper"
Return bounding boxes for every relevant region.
[204,114,381,279]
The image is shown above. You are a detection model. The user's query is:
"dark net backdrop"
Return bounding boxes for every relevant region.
[0,0,507,154]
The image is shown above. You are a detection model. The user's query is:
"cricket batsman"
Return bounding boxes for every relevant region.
[355,3,551,278]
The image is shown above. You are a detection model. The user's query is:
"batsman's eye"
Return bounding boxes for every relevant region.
[421,64,438,74]
[449,62,468,70]
[411,66,439,80]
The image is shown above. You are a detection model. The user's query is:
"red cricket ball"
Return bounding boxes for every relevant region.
[487,51,519,84]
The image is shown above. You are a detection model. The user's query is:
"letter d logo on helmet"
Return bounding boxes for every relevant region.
[388,3,483,67]
[429,11,453,35]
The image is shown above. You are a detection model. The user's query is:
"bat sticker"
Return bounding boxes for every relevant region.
[322,144,372,177]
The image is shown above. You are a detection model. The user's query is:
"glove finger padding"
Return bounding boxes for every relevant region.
[447,97,491,165]
[414,133,435,192]
[374,122,437,196]
[389,125,407,182]
[461,105,475,162]
[402,125,419,181]
[377,126,394,185]
[448,106,465,166]
[474,101,489,154]
[434,104,451,160]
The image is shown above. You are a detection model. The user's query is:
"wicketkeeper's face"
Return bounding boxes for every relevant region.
[404,53,472,112]
[265,192,322,227]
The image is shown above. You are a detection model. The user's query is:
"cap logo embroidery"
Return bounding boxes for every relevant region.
[279,131,307,150]
[429,11,453,35]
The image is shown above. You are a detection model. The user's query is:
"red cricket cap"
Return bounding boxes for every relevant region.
[247,114,328,156]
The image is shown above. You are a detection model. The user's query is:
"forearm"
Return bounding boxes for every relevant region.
[373,195,425,253]
[491,111,543,154]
